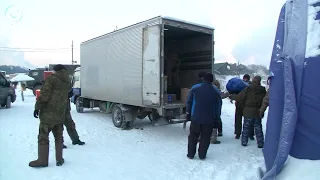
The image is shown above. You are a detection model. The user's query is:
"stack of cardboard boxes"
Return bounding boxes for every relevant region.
[181,88,190,104]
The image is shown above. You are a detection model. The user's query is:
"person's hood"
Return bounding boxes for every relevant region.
[54,70,70,83]
[249,83,265,92]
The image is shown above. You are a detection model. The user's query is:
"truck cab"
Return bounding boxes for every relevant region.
[26,68,47,96]
[71,67,81,104]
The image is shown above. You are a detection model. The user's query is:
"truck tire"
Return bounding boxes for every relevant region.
[33,85,42,96]
[112,105,124,128]
[75,98,84,113]
[6,96,11,108]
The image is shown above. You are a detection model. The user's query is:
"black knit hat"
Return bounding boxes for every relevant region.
[203,73,214,83]
[243,74,250,80]
[53,64,67,72]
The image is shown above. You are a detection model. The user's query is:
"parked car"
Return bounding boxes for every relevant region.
[0,73,16,108]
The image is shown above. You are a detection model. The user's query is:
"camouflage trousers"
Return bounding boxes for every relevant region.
[64,111,80,142]
[241,118,264,146]
[210,128,218,142]
[38,122,64,145]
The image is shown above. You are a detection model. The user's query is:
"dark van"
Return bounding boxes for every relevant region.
[0,73,16,108]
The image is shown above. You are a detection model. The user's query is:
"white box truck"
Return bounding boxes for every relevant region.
[75,16,215,129]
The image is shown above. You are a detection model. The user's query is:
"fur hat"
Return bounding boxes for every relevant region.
[53,64,67,72]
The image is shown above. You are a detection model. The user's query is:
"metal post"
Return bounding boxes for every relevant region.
[71,40,74,64]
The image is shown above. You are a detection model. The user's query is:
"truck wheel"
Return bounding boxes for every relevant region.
[112,105,124,128]
[33,85,42,96]
[6,96,11,108]
[75,98,84,113]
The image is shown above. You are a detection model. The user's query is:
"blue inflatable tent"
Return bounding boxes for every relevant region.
[261,0,320,179]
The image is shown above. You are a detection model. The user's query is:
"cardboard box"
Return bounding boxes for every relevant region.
[181,88,191,104]
[164,94,177,103]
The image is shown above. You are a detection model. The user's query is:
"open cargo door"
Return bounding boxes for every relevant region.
[142,25,161,106]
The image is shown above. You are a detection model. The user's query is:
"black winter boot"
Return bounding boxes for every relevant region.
[72,139,85,145]
[258,144,264,148]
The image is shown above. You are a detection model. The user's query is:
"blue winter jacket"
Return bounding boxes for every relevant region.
[186,82,222,124]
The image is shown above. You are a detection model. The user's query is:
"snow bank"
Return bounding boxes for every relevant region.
[305,0,320,58]
[276,156,320,180]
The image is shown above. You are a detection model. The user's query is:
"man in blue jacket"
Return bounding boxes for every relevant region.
[186,73,222,160]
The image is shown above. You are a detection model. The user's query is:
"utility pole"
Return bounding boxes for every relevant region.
[71,40,74,64]
[71,41,77,64]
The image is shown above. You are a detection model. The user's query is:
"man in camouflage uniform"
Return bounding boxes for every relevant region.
[233,74,255,140]
[259,90,269,118]
[210,79,229,144]
[63,90,85,149]
[30,64,71,167]
[213,79,225,137]
[230,76,266,148]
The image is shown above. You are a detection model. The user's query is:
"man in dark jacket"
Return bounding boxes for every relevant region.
[186,73,222,160]
[234,74,254,140]
[30,64,71,167]
[210,79,229,144]
[230,76,266,148]
[63,90,85,149]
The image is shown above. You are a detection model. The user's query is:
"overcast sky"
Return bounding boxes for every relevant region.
[0,0,286,68]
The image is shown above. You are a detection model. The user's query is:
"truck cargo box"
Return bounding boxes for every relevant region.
[80,16,214,116]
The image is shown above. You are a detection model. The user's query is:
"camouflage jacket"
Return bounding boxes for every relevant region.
[260,90,269,113]
[35,70,71,125]
[230,83,266,118]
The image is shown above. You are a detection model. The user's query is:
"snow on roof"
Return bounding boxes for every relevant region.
[305,0,320,58]
[162,16,215,30]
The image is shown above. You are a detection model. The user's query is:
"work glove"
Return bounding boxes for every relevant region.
[33,109,39,118]
[259,111,264,119]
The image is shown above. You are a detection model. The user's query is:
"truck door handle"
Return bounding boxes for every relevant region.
[146,92,157,95]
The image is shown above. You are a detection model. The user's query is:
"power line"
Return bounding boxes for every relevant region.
[0,46,80,51]
[0,50,72,52]
[0,49,80,53]
[0,46,74,50]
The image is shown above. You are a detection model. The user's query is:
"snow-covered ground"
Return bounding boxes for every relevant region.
[0,89,268,180]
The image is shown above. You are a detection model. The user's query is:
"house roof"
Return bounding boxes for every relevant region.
[214,62,255,76]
